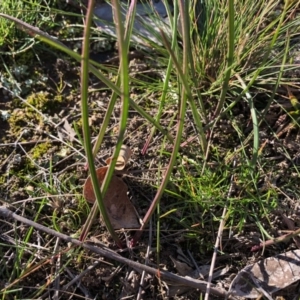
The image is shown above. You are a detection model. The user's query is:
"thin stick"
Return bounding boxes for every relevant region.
[0,206,230,298]
[251,229,300,252]
[137,219,152,300]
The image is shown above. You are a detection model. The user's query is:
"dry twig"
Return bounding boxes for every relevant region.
[0,205,231,298]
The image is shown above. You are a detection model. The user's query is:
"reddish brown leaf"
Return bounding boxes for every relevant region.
[83,167,139,229]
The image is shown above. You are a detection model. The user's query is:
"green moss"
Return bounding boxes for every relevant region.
[30,142,51,160]
[24,90,65,115]
[8,105,45,137]
[8,108,29,136]
[0,174,6,185]
[8,89,67,137]
[11,97,22,108]
[26,91,52,112]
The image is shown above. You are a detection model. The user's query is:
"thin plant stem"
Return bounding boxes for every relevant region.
[141,1,178,154]
[79,0,121,247]
[133,0,189,243]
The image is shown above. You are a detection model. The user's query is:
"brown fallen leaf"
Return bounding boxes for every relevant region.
[83,166,139,229]
[229,249,300,298]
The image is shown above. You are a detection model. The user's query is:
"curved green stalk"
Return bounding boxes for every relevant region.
[92,0,137,158]
[99,0,131,207]
[79,0,121,247]
[88,0,135,244]
[133,0,189,243]
[180,0,207,153]
[142,1,179,154]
